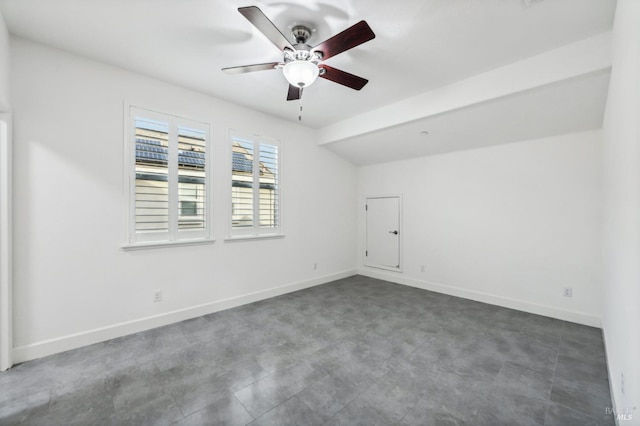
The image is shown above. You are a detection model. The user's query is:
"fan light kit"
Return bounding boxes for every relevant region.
[283,60,319,88]
[222,6,375,101]
[282,25,322,88]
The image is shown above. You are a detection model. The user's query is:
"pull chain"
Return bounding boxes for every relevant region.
[298,98,303,122]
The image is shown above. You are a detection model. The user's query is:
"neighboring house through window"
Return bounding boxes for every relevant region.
[126,106,211,245]
[230,131,280,238]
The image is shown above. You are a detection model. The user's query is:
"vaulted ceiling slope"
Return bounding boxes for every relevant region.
[0,0,616,164]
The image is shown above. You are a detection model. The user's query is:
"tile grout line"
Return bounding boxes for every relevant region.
[231,393,255,425]
[542,331,561,425]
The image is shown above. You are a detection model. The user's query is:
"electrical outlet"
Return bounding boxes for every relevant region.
[420,265,425,273]
[313,262,317,270]
[563,287,573,297]
[153,290,162,303]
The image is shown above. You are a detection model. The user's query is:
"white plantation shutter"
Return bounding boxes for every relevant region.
[232,140,254,229]
[128,107,210,245]
[177,125,207,231]
[259,143,278,229]
[135,118,170,233]
[230,132,281,237]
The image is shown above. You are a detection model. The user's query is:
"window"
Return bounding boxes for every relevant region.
[230,131,281,238]
[126,106,211,246]
[181,200,198,216]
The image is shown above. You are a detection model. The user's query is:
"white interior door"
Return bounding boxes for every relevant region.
[365,196,401,270]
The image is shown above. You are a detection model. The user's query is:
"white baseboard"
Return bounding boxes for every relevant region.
[601,325,618,426]
[358,267,602,328]
[12,269,357,364]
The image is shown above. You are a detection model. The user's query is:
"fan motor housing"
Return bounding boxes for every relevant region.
[284,33,322,64]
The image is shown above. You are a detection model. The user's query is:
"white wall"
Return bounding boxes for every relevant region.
[358,131,603,326]
[10,37,357,362]
[602,0,640,416]
[0,10,9,111]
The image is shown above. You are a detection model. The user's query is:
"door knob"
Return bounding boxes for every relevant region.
[389,230,398,235]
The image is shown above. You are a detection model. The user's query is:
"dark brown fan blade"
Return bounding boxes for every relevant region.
[312,21,375,60]
[238,6,294,52]
[319,65,368,90]
[222,62,280,74]
[287,85,302,101]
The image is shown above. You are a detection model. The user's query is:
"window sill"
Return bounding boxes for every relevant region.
[122,238,215,251]
[224,234,285,243]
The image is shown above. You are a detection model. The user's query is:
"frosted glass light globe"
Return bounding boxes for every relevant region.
[283,60,319,88]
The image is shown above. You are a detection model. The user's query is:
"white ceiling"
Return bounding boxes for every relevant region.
[0,0,616,163]
[325,70,611,165]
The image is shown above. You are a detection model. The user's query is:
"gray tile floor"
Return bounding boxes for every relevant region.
[0,275,614,425]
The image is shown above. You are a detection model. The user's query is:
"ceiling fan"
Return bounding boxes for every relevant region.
[222,6,375,101]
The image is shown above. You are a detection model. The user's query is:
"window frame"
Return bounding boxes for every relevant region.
[124,104,213,248]
[227,129,283,241]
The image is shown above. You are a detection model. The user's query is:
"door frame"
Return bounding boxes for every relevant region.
[0,113,12,371]
[364,194,403,272]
